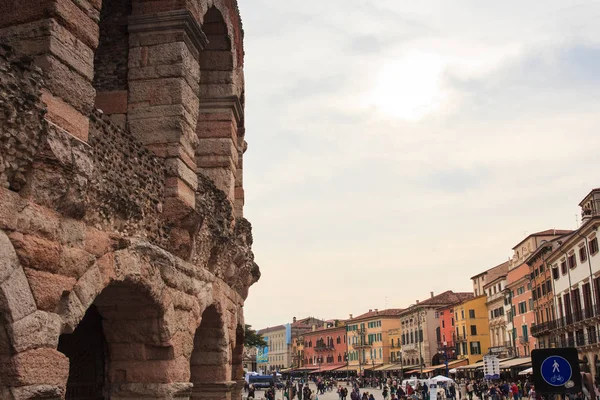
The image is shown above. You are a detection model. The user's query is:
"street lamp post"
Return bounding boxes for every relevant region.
[399,351,404,381]
[417,310,424,377]
[438,342,449,377]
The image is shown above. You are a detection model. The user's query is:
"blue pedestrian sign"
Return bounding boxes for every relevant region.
[540,356,572,386]
[532,348,581,394]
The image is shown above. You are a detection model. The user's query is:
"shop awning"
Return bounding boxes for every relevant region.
[499,357,531,369]
[426,359,469,372]
[334,365,361,373]
[405,369,421,374]
[373,364,394,371]
[456,360,484,370]
[364,364,383,371]
[383,363,406,371]
[421,367,436,373]
[281,368,294,373]
[293,366,319,372]
[309,365,345,373]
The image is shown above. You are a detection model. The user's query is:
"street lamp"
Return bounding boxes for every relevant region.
[438,342,449,377]
[399,351,404,381]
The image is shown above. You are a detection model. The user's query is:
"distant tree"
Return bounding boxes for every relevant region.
[244,324,267,347]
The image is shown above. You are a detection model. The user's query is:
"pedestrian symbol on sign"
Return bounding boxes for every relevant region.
[541,356,572,387]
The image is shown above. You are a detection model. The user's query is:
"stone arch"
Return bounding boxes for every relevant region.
[190,303,232,400]
[92,0,132,127]
[55,258,195,399]
[0,230,65,398]
[231,323,244,380]
[196,4,245,212]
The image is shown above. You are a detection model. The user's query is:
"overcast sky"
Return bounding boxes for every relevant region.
[239,0,600,329]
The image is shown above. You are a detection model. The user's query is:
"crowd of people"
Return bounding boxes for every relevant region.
[244,374,600,400]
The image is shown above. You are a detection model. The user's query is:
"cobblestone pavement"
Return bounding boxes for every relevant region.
[246,382,385,400]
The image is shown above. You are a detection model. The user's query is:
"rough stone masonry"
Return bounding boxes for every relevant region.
[0,0,259,399]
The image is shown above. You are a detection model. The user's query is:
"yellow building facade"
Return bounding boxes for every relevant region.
[454,295,490,363]
[388,328,402,363]
[347,309,403,373]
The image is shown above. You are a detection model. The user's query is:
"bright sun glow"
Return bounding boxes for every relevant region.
[367,52,448,121]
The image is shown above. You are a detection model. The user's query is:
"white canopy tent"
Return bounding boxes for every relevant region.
[430,376,456,384]
[518,367,533,376]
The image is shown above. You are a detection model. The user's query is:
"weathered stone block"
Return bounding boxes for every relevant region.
[164,178,196,214]
[57,246,95,278]
[0,267,37,322]
[94,90,128,114]
[9,310,62,353]
[35,54,95,114]
[9,233,61,273]
[83,228,113,258]
[165,158,198,191]
[42,89,90,141]
[9,348,69,386]
[23,268,76,312]
[0,230,20,286]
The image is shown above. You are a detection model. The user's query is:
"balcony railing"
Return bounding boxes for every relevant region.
[518,336,529,344]
[531,305,600,337]
[314,345,335,352]
[437,341,455,350]
[454,335,467,343]
[352,342,372,349]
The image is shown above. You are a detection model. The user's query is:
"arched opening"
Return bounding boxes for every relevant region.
[431,353,441,366]
[190,305,229,399]
[231,324,244,380]
[200,7,233,82]
[58,305,106,399]
[58,281,171,399]
[93,0,132,125]
[196,6,241,206]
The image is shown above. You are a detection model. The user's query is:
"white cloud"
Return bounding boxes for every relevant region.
[239,0,600,328]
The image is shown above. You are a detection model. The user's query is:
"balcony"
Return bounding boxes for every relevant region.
[518,336,529,345]
[532,305,600,336]
[488,342,511,355]
[352,342,372,349]
[437,341,455,350]
[402,343,418,352]
[314,345,335,352]
[454,335,467,343]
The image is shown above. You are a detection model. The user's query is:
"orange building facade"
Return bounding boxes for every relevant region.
[507,262,537,356]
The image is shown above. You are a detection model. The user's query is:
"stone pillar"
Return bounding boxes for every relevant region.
[111,382,193,399]
[191,381,236,400]
[196,97,242,207]
[127,10,207,218]
[234,135,247,217]
[0,0,100,142]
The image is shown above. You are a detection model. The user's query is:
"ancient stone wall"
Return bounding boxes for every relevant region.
[0,0,258,398]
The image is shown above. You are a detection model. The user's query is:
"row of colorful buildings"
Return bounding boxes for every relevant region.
[248,188,600,381]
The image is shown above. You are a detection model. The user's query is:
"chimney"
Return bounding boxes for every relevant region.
[312,324,316,331]
[293,317,297,323]
[349,314,353,319]
[324,322,327,329]
[430,291,434,298]
[375,309,378,313]
[416,300,419,304]
[369,309,372,312]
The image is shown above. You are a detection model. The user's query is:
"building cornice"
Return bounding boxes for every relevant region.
[129,10,209,61]
[546,218,600,264]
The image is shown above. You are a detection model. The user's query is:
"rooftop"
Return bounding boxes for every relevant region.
[481,261,509,289]
[258,325,286,334]
[349,308,404,321]
[511,229,573,250]
[470,260,509,281]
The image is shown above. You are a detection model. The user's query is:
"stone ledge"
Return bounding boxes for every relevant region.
[199,96,244,127]
[129,10,208,61]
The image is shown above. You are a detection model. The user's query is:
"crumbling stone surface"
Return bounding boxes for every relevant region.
[0,0,256,395]
[0,44,48,192]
